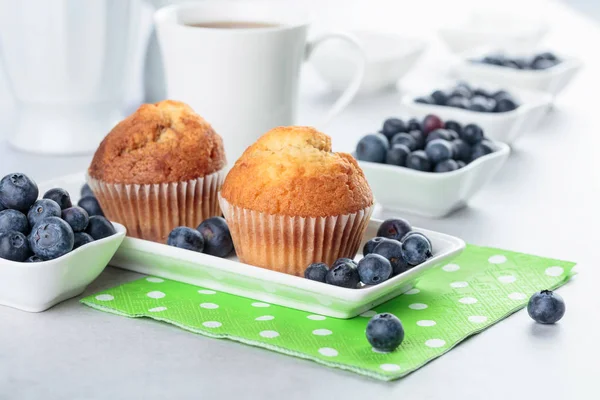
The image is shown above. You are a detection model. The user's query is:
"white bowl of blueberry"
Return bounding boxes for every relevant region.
[355,114,510,218]
[0,173,125,312]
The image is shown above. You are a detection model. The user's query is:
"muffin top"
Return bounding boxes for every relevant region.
[89,100,226,184]
[221,126,373,217]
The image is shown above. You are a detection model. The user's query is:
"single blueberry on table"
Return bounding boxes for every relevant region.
[356,134,389,163]
[80,183,94,198]
[43,188,72,210]
[325,259,360,288]
[332,257,357,269]
[430,90,448,105]
[197,216,234,258]
[61,206,89,232]
[406,118,422,132]
[415,96,435,105]
[27,199,62,227]
[446,96,470,109]
[73,232,94,249]
[167,226,205,252]
[25,255,43,263]
[304,262,329,282]
[373,239,410,276]
[85,215,116,240]
[29,217,74,260]
[376,218,411,241]
[401,232,432,266]
[366,313,404,352]
[425,139,453,164]
[406,150,432,172]
[0,209,29,235]
[408,130,426,149]
[381,118,406,140]
[391,133,417,151]
[495,97,518,112]
[0,173,39,212]
[422,115,444,134]
[0,230,31,262]
[358,254,392,285]
[77,196,104,217]
[452,139,472,162]
[527,290,566,324]
[471,141,494,161]
[386,144,411,167]
[434,159,460,173]
[363,237,392,256]
[444,120,462,135]
[426,129,453,143]
[460,124,484,145]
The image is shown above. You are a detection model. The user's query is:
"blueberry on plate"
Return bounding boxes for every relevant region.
[415,95,435,105]
[325,259,360,288]
[408,130,426,149]
[391,133,417,151]
[402,230,432,247]
[77,196,104,217]
[386,144,411,166]
[73,232,94,249]
[452,139,471,162]
[27,199,62,227]
[0,173,39,212]
[356,134,389,163]
[366,313,404,352]
[495,97,518,112]
[425,139,453,164]
[43,188,72,210]
[0,209,29,235]
[444,120,462,135]
[29,217,74,260]
[376,218,411,241]
[373,239,410,276]
[430,90,448,106]
[434,159,460,173]
[422,114,444,134]
[25,255,44,263]
[381,118,406,140]
[332,257,357,269]
[527,290,566,324]
[197,216,234,258]
[85,215,116,240]
[471,140,494,161]
[358,254,392,285]
[81,183,94,198]
[426,129,453,143]
[406,150,432,172]
[406,118,422,132]
[304,262,329,282]
[363,237,392,256]
[61,206,89,232]
[401,232,432,265]
[446,96,470,109]
[460,124,484,145]
[0,230,31,262]
[167,226,205,252]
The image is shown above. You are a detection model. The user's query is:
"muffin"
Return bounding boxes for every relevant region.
[219,126,373,276]
[88,100,226,243]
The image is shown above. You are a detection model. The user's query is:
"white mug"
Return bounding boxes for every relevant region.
[154,1,365,162]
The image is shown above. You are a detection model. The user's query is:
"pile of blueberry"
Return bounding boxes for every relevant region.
[414,82,519,113]
[356,115,494,172]
[166,217,234,258]
[0,173,116,263]
[304,218,432,288]
[473,51,561,71]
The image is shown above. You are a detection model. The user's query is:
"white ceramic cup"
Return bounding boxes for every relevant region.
[154,1,365,162]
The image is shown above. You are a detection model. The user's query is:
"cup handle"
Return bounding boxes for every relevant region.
[305,32,366,127]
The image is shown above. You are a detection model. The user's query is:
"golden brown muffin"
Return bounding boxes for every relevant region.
[89,100,226,184]
[221,126,373,217]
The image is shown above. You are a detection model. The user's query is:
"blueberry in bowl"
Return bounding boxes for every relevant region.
[357,254,392,285]
[326,259,360,288]
[411,83,520,113]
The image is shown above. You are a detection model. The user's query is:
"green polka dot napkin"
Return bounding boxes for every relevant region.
[81,245,575,381]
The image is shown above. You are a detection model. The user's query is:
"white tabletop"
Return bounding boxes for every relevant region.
[1,1,599,399]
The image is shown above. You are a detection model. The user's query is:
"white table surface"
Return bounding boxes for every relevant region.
[1,1,599,399]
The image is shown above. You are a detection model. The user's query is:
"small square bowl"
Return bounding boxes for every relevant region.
[400,82,552,144]
[452,47,583,97]
[358,140,510,218]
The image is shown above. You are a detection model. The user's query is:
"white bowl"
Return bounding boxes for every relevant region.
[400,83,552,144]
[452,48,583,97]
[359,141,510,218]
[0,223,126,312]
[309,31,426,94]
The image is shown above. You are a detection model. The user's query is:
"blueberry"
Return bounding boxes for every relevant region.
[0,231,31,261]
[304,262,329,282]
[358,254,392,285]
[386,144,410,166]
[25,255,43,263]
[536,51,558,62]
[43,188,72,210]
[27,199,62,227]
[527,290,566,324]
[376,218,411,241]
[61,206,89,232]
[426,129,453,143]
[332,257,357,269]
[167,226,205,252]
[401,232,432,265]
[460,124,484,145]
[29,217,74,260]
[0,209,29,235]
[402,230,431,247]
[481,55,504,66]
[446,96,470,109]
[85,215,116,240]
[391,133,417,151]
[456,160,467,168]
[492,90,511,101]
[366,313,404,352]
[408,130,426,149]
[502,59,522,69]
[406,150,432,172]
[531,58,555,70]
[381,118,406,140]
[73,232,94,249]
[468,95,491,112]
[325,259,360,288]
[0,173,39,212]
[356,134,389,163]
[472,87,493,98]
[406,118,422,132]
[430,90,448,105]
[450,85,471,99]
[81,183,94,198]
[422,115,444,134]
[0,202,4,212]
[77,196,104,217]
[197,216,234,258]
[373,239,410,276]
[415,95,435,104]
[425,139,453,164]
[495,97,518,112]
[363,237,391,256]
[434,159,460,173]
[452,139,472,162]
[471,141,494,161]
[446,129,460,141]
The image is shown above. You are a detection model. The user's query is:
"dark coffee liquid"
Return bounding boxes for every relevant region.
[185,21,281,29]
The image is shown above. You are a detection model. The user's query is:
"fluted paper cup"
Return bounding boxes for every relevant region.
[219,195,373,276]
[87,170,224,243]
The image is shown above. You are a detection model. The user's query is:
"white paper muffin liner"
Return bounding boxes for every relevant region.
[219,195,373,276]
[87,170,224,243]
